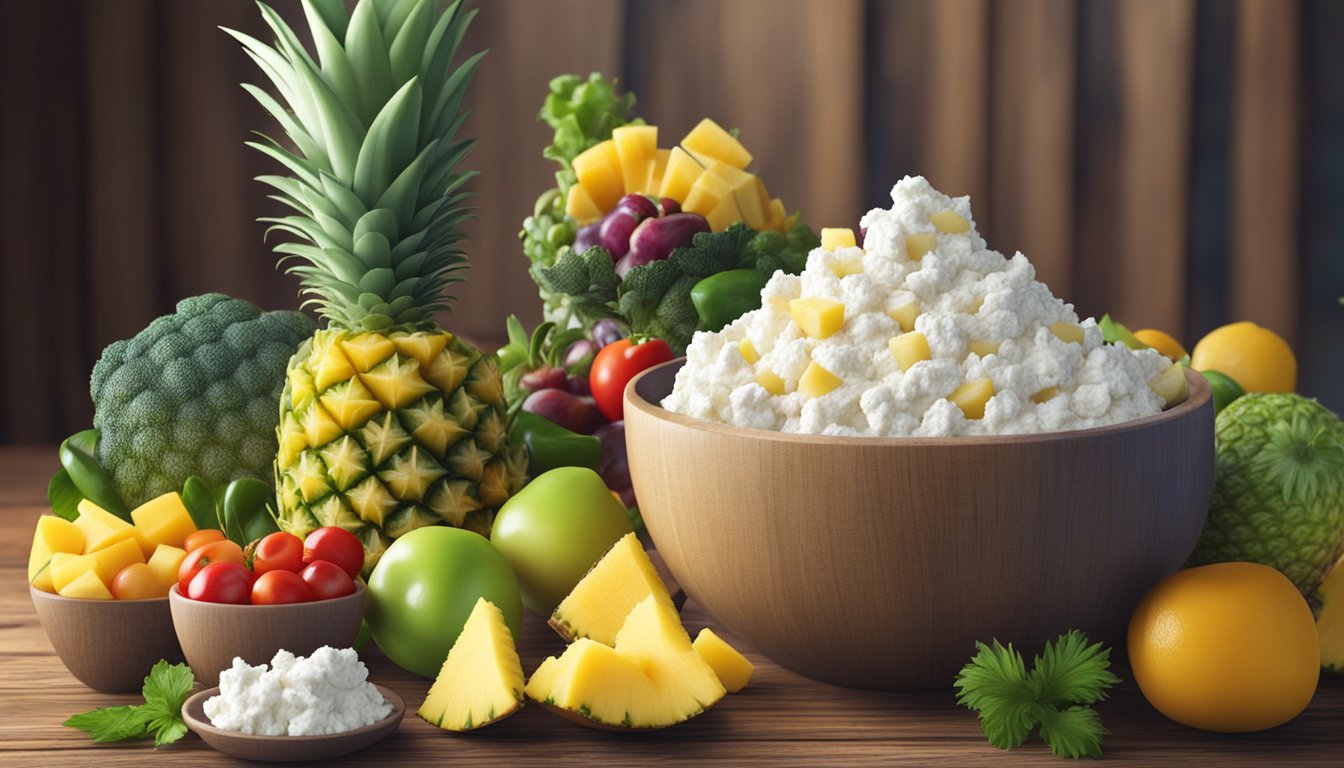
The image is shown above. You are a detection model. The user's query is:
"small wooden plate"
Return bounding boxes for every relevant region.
[181,684,404,762]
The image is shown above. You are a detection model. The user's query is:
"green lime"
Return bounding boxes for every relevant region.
[1199,369,1245,416]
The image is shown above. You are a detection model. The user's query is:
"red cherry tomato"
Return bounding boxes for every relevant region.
[184,529,226,553]
[589,338,674,421]
[303,527,365,578]
[300,560,357,601]
[248,531,305,575]
[251,570,314,605]
[178,540,244,594]
[187,562,252,604]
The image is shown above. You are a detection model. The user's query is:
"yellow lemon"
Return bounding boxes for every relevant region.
[1133,329,1187,362]
[1190,321,1296,393]
[1127,562,1319,732]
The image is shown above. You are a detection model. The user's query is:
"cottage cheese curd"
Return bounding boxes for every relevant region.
[203,646,392,736]
[662,176,1173,437]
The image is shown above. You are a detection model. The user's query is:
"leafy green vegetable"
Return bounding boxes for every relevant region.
[539,73,640,192]
[954,631,1119,759]
[496,316,589,413]
[65,660,195,748]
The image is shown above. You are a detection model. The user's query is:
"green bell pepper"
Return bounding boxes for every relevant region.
[509,411,601,477]
[691,269,769,333]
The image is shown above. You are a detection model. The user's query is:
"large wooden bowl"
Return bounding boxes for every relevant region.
[30,586,183,692]
[625,360,1214,690]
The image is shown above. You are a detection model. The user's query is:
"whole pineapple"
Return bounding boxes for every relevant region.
[228,0,525,572]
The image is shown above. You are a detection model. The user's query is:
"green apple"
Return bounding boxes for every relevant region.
[490,467,634,615]
[365,526,522,678]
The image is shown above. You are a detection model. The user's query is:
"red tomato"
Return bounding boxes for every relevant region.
[186,562,252,604]
[303,527,365,578]
[251,570,314,605]
[300,560,357,601]
[248,531,305,575]
[589,338,674,421]
[184,529,226,552]
[178,540,244,594]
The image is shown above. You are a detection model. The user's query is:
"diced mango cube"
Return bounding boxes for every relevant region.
[131,492,197,550]
[35,515,84,556]
[889,332,931,372]
[949,378,995,420]
[658,147,705,203]
[571,139,624,213]
[756,371,787,395]
[681,118,753,169]
[30,556,56,592]
[52,553,105,593]
[89,538,145,588]
[76,500,153,558]
[887,302,920,333]
[799,361,842,398]
[968,341,999,358]
[146,544,189,592]
[929,209,970,234]
[58,569,113,600]
[612,125,658,195]
[565,183,603,224]
[830,258,864,277]
[738,339,760,364]
[1031,386,1060,404]
[693,629,755,694]
[1050,322,1084,344]
[683,171,732,217]
[704,196,744,232]
[906,232,937,260]
[789,298,845,339]
[821,228,856,251]
[1149,363,1189,408]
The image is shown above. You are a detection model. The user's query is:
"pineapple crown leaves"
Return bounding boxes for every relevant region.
[1255,414,1344,505]
[224,0,485,332]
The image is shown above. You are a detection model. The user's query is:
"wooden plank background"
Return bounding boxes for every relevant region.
[0,0,1339,444]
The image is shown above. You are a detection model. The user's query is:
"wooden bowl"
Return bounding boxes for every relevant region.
[29,585,184,692]
[625,359,1214,690]
[181,684,403,761]
[169,583,365,687]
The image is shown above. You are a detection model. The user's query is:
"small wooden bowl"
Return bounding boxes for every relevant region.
[181,684,403,761]
[625,360,1215,690]
[29,585,184,692]
[169,583,365,687]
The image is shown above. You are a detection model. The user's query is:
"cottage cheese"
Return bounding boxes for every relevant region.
[202,646,392,736]
[662,176,1171,437]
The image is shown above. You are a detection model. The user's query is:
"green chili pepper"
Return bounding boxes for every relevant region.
[58,429,132,521]
[221,478,278,546]
[691,269,769,333]
[510,411,601,477]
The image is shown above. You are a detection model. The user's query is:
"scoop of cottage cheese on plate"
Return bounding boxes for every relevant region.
[662,176,1172,437]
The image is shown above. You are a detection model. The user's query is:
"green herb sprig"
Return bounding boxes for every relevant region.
[65,660,195,748]
[954,631,1120,759]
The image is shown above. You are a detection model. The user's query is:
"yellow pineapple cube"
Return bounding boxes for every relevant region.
[704,196,744,232]
[968,341,999,358]
[889,332,932,372]
[571,139,623,212]
[949,378,995,419]
[693,629,755,693]
[565,182,603,223]
[789,298,845,339]
[1031,386,1059,404]
[1050,322,1084,344]
[887,302,921,333]
[76,500,152,558]
[756,371,787,395]
[738,339,760,364]
[131,492,197,550]
[929,209,970,234]
[739,177,772,230]
[799,361,842,398]
[645,148,672,196]
[766,198,787,231]
[831,258,864,277]
[657,147,705,203]
[681,117,752,169]
[612,125,657,195]
[906,232,937,260]
[34,515,84,555]
[59,569,114,600]
[821,228,856,251]
[146,544,188,592]
[89,538,145,587]
[682,170,731,217]
[52,554,106,593]
[1149,363,1189,408]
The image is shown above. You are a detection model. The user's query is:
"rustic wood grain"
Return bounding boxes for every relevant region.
[924,0,991,211]
[1,448,1343,764]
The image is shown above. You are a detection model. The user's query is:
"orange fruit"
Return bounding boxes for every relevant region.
[1190,321,1296,393]
[1133,329,1187,362]
[1127,562,1319,732]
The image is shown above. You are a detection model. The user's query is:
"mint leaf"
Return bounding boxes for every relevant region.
[64,706,152,743]
[64,660,194,749]
[1029,630,1120,706]
[1037,706,1107,759]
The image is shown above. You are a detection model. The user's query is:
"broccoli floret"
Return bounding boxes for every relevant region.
[90,293,316,507]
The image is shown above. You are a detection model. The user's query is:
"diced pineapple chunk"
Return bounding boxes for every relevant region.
[968,341,999,358]
[683,170,731,217]
[52,553,105,593]
[681,117,753,169]
[693,629,755,693]
[1050,322,1085,344]
[821,228,856,251]
[565,182,603,223]
[89,538,145,588]
[738,339,760,364]
[59,569,114,600]
[34,515,84,556]
[734,176,772,230]
[30,556,56,592]
[76,500,152,558]
[949,378,995,419]
[571,139,623,212]
[1149,363,1190,408]
[645,148,672,196]
[929,209,970,234]
[612,125,658,196]
[146,544,188,592]
[830,257,864,277]
[756,371,786,395]
[906,232,937,260]
[658,147,704,203]
[799,361,842,398]
[766,198,787,231]
[889,332,931,372]
[789,298,845,339]
[704,196,743,232]
[131,492,196,550]
[887,302,921,333]
[1031,386,1060,404]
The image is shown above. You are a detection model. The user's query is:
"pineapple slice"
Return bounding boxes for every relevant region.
[76,500,153,558]
[657,147,704,203]
[551,532,676,645]
[949,378,995,420]
[682,171,731,218]
[799,361,842,398]
[146,544,188,592]
[612,125,658,196]
[131,492,197,550]
[1149,362,1190,408]
[929,209,970,234]
[703,196,743,232]
[693,629,755,693]
[756,371,787,395]
[572,139,623,213]
[29,516,84,592]
[527,596,726,730]
[906,232,937,260]
[566,183,603,223]
[738,339,760,364]
[419,598,524,732]
[766,198,787,231]
[59,569,114,600]
[789,298,845,339]
[705,161,766,229]
[645,148,672,196]
[821,228,856,251]
[887,301,921,333]
[681,118,752,169]
[889,332,931,372]
[1050,322,1085,344]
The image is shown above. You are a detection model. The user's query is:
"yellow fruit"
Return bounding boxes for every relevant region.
[737,339,760,364]
[1128,562,1319,732]
[571,139,623,213]
[967,341,999,358]
[88,538,145,588]
[565,183,603,224]
[612,125,657,196]
[75,500,153,558]
[948,378,994,420]
[1319,556,1344,672]
[798,361,842,398]
[131,492,197,550]
[1049,322,1084,345]
[1134,329,1188,362]
[681,118,752,169]
[889,332,931,372]
[692,629,754,693]
[1149,362,1190,408]
[820,228,856,251]
[789,298,845,339]
[905,232,937,260]
[1190,321,1296,393]
[657,147,704,203]
[59,569,114,600]
[756,371,786,396]
[928,209,969,234]
[887,302,920,333]
[29,516,85,591]
[51,554,106,593]
[111,562,167,600]
[419,598,524,731]
[551,532,676,646]
[146,544,188,592]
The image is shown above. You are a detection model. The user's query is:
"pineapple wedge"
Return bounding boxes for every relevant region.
[550,532,676,645]
[419,598,524,732]
[693,628,755,693]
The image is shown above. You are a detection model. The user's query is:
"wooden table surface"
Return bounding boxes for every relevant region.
[2,446,1340,766]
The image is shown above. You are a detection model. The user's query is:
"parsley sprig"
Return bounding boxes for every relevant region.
[954,631,1120,759]
[65,660,195,748]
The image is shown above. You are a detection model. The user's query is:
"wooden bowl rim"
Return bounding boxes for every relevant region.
[30,583,171,605]
[168,581,365,611]
[181,683,404,744]
[626,357,1211,447]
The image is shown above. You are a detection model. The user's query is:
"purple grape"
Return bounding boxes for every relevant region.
[591,318,627,348]
[594,421,631,496]
[615,213,711,277]
[574,222,601,253]
[599,210,640,260]
[563,339,597,370]
[520,366,567,393]
[616,193,659,221]
[659,197,681,216]
[521,388,605,435]
[859,225,868,242]
[566,374,592,397]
